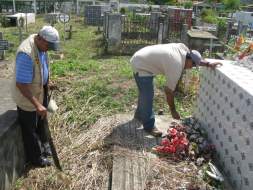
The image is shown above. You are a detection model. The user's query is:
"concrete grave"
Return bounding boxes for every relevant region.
[0,79,25,190]
[107,13,121,53]
[195,59,253,190]
[5,13,35,27]
[187,30,220,54]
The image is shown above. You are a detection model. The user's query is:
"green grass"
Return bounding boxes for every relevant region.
[1,15,195,127]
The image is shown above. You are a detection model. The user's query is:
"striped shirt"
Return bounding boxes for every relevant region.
[16,52,48,85]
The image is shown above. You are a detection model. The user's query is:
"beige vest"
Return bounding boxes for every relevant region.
[12,34,47,111]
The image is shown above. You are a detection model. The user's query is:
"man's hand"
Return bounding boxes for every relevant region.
[170,109,180,120]
[36,104,47,118]
[208,62,222,69]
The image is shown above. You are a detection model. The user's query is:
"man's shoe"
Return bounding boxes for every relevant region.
[35,157,52,168]
[144,127,162,137]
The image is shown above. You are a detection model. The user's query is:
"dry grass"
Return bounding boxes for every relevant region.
[15,115,127,190]
[15,114,213,190]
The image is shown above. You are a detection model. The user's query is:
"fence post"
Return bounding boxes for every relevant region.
[225,21,233,42]
[181,24,188,45]
[162,14,168,41]
[68,25,72,40]
[158,23,163,44]
[237,21,243,35]
[150,12,161,33]
[103,11,110,38]
[107,13,121,53]
[0,32,4,60]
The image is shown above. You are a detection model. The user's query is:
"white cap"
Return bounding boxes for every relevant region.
[190,50,202,66]
[38,26,60,51]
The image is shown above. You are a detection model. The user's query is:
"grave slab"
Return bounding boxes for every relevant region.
[109,115,171,190]
[0,79,15,115]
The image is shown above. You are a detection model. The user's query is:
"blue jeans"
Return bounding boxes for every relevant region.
[134,73,155,131]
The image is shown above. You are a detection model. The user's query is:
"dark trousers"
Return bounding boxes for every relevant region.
[17,85,49,164]
[17,107,48,164]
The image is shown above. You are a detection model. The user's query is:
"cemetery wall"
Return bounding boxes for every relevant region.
[194,59,253,190]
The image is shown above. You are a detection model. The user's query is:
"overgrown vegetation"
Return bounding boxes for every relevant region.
[2,14,196,125]
[183,1,193,9]
[200,9,218,24]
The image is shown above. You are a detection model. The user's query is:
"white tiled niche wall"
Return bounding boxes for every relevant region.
[194,60,253,190]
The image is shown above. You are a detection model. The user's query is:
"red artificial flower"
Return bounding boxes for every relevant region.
[168,128,178,136]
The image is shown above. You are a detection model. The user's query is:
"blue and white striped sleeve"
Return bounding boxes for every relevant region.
[16,52,33,83]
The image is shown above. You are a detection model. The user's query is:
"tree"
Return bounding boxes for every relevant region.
[183,1,193,9]
[223,0,240,11]
[206,0,222,11]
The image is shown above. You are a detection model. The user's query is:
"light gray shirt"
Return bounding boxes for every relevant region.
[130,43,189,90]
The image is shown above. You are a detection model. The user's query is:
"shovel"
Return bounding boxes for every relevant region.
[44,90,62,171]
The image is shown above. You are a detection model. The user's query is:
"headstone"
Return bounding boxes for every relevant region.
[107,13,121,53]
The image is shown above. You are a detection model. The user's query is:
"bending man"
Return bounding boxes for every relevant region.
[130,43,221,137]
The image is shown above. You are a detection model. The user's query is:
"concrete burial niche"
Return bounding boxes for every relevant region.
[0,79,25,190]
[195,59,253,190]
[5,13,35,27]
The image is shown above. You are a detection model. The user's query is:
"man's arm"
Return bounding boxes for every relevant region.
[16,83,47,118]
[164,86,180,120]
[199,61,222,69]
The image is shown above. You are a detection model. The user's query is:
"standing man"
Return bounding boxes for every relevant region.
[130,43,221,137]
[12,26,60,167]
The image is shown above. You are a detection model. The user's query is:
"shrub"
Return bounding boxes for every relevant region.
[120,7,126,15]
[183,1,193,9]
[0,15,9,27]
[217,17,226,39]
[201,9,218,24]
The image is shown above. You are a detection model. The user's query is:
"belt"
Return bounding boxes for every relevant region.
[134,71,153,77]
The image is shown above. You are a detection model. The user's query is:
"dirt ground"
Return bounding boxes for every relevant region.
[0,60,13,79]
